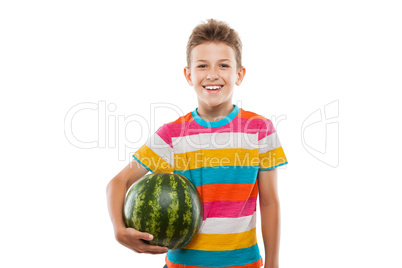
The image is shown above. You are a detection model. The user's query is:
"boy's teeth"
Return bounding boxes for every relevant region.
[205,86,222,90]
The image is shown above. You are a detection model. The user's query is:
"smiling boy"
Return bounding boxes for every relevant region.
[185,41,243,121]
[107,19,288,268]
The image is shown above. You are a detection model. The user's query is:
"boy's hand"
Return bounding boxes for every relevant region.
[115,227,169,254]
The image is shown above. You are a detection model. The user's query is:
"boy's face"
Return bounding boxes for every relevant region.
[184,42,245,112]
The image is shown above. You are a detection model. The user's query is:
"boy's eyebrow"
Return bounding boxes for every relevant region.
[195,59,232,62]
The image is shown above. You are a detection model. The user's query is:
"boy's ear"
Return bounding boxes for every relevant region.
[235,67,246,86]
[184,67,193,86]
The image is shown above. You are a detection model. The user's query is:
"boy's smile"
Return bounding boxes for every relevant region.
[203,84,224,93]
[184,42,246,121]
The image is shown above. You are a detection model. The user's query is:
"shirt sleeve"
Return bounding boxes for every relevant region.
[258,119,288,170]
[133,124,174,173]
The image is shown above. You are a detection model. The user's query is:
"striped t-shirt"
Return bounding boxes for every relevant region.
[133,104,288,268]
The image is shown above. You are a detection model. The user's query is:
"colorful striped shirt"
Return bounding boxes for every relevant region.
[133,104,288,268]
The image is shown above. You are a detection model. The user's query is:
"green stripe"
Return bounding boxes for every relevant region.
[146,174,163,242]
[175,175,202,248]
[127,176,149,230]
[163,174,179,246]
[157,174,171,246]
[189,182,203,244]
[171,176,191,249]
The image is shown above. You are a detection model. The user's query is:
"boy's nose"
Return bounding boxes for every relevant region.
[206,72,219,80]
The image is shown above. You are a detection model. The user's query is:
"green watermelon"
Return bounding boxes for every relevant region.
[123,173,203,249]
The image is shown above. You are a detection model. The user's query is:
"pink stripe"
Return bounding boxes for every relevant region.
[156,125,173,148]
[167,118,274,138]
[202,197,257,220]
[258,119,276,141]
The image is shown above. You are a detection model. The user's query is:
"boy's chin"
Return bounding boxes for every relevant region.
[198,100,233,109]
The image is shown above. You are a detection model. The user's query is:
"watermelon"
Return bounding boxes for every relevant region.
[123,173,203,249]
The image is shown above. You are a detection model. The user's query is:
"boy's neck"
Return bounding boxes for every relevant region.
[196,103,235,122]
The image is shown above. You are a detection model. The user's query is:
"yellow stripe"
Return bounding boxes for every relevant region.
[134,145,174,173]
[182,228,257,251]
[259,146,287,169]
[174,148,259,171]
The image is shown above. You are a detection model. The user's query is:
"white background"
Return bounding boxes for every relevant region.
[1,0,401,267]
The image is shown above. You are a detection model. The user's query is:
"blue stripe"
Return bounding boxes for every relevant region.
[174,166,259,187]
[192,104,240,128]
[167,243,262,267]
[259,161,288,171]
[132,155,154,173]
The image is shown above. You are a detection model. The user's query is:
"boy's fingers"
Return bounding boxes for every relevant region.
[125,229,167,253]
[131,229,153,241]
[142,244,169,254]
[141,232,154,241]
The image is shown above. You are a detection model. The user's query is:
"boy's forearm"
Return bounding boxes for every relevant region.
[260,203,280,268]
[106,178,128,235]
[106,160,148,237]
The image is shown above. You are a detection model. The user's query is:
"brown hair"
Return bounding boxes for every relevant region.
[186,19,243,71]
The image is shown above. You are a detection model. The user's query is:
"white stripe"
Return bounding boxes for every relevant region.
[145,133,174,166]
[258,132,282,154]
[172,132,259,154]
[198,212,257,234]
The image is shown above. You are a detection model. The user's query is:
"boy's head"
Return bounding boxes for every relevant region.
[186,19,243,71]
[184,19,246,112]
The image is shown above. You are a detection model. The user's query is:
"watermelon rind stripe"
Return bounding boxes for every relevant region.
[157,175,170,246]
[170,175,191,249]
[162,174,179,246]
[176,176,203,249]
[128,177,148,230]
[147,174,163,242]
[139,175,154,240]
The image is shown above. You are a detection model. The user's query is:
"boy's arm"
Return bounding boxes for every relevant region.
[106,159,168,254]
[258,168,280,268]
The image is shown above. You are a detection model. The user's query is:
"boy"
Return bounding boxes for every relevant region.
[106,19,288,268]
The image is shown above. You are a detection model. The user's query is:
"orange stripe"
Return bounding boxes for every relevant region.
[166,257,263,268]
[167,109,268,124]
[237,109,267,121]
[196,182,259,202]
[168,112,194,124]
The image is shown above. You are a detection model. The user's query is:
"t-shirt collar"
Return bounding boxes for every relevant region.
[191,104,240,128]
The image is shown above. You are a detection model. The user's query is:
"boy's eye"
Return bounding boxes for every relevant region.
[196,64,229,68]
